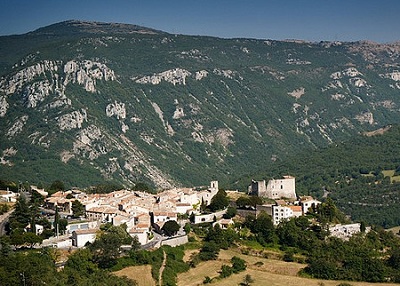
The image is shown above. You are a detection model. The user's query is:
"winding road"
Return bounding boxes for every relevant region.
[0,209,14,236]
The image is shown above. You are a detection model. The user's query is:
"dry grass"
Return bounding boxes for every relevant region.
[177,258,226,286]
[204,269,400,286]
[226,190,246,201]
[183,249,199,263]
[177,248,399,286]
[112,246,400,286]
[114,265,155,286]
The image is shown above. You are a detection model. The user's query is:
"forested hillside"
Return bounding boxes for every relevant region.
[1,20,400,189]
[239,125,400,227]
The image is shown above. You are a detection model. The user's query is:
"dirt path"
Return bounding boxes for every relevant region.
[158,250,167,286]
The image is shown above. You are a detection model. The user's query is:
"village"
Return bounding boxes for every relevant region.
[0,176,365,249]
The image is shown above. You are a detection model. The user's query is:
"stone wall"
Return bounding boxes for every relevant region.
[161,235,188,247]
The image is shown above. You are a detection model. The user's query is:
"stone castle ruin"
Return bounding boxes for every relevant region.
[248,176,296,199]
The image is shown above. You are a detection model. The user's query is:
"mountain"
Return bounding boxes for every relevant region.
[1,20,400,189]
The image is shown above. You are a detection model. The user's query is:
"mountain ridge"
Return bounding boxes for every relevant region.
[1,20,400,190]
[27,20,165,36]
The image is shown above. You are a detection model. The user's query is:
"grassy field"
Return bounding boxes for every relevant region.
[113,247,400,286]
[176,248,399,286]
[114,265,155,286]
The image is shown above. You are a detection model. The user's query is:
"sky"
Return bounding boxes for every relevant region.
[0,0,399,43]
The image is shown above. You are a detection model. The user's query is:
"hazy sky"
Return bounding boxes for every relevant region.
[0,0,399,43]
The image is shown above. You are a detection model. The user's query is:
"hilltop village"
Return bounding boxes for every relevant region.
[1,176,364,249]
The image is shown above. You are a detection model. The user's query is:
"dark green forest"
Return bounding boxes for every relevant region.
[232,125,400,228]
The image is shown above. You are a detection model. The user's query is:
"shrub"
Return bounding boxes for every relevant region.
[203,276,212,284]
[231,256,246,273]
[219,264,233,278]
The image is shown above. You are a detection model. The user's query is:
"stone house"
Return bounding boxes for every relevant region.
[72,228,98,247]
[300,196,321,214]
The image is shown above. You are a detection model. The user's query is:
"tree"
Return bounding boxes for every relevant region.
[130,235,141,252]
[183,222,191,234]
[209,190,229,212]
[388,248,400,269]
[253,211,276,244]
[162,220,180,236]
[53,207,60,236]
[12,194,30,226]
[0,251,61,285]
[316,197,342,224]
[10,229,25,248]
[23,232,43,248]
[132,182,151,192]
[59,218,68,235]
[64,248,98,274]
[236,196,250,208]
[248,196,262,208]
[241,274,254,286]
[200,198,207,213]
[71,200,85,218]
[189,212,195,223]
[90,225,132,268]
[231,256,246,273]
[199,241,220,261]
[219,264,233,278]
[49,180,65,192]
[360,221,366,233]
[0,236,12,257]
[30,189,45,206]
[223,206,237,219]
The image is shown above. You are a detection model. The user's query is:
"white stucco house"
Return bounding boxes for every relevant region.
[72,229,98,247]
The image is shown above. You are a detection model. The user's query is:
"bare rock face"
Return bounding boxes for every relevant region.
[6,115,28,138]
[63,60,116,92]
[72,125,106,160]
[0,147,17,166]
[355,111,374,125]
[151,101,175,136]
[195,70,208,80]
[213,68,237,79]
[0,58,116,118]
[173,106,185,119]
[288,87,305,99]
[0,96,9,117]
[380,70,400,89]
[25,80,54,108]
[106,101,126,120]
[57,109,87,130]
[1,60,59,95]
[135,68,191,85]
[0,60,60,112]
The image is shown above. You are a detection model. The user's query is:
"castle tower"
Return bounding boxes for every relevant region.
[248,180,267,197]
[265,176,296,199]
[209,181,219,196]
